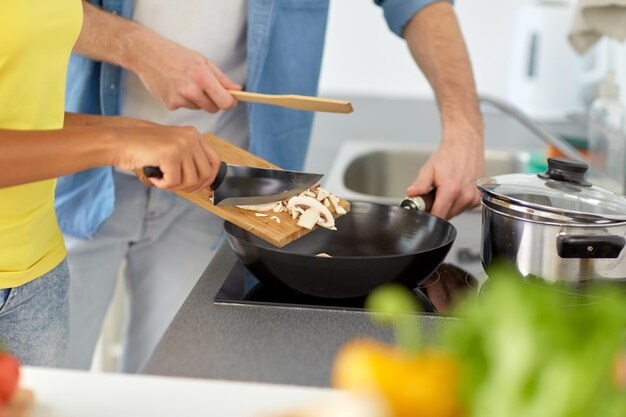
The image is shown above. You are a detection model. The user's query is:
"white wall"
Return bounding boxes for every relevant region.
[613,42,626,106]
[318,0,525,99]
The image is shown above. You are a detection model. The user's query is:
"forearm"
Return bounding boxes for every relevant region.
[0,128,115,188]
[404,2,483,142]
[64,112,157,128]
[74,2,239,112]
[74,1,156,72]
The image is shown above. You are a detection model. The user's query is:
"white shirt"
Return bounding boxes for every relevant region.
[121,0,248,149]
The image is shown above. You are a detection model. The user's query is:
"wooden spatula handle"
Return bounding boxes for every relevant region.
[229,90,353,114]
[400,189,437,213]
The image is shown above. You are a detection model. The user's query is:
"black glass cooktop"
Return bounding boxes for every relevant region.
[215,262,483,315]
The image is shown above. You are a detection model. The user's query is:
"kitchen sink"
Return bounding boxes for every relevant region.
[323,141,533,278]
[342,146,531,200]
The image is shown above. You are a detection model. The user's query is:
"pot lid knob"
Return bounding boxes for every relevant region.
[537,157,592,187]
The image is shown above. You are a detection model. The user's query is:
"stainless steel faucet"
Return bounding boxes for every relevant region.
[479,95,587,162]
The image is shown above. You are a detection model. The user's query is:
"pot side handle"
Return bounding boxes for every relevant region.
[557,235,625,259]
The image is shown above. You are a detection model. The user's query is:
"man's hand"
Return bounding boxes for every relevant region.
[127,36,241,113]
[406,129,484,219]
[403,3,484,219]
[74,2,241,114]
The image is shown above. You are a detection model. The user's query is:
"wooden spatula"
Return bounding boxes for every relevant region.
[228,90,353,114]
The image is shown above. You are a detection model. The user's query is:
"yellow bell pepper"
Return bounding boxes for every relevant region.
[332,339,463,417]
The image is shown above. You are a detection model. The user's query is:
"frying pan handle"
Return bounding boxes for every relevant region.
[401,189,436,213]
[141,161,228,189]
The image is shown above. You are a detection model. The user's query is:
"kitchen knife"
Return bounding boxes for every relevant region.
[142,162,323,206]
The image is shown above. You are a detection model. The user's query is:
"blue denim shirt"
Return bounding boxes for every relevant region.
[56,0,445,238]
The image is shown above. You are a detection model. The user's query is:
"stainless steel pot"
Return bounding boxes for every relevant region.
[477,157,626,283]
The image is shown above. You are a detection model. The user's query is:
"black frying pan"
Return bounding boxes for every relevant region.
[223,201,457,298]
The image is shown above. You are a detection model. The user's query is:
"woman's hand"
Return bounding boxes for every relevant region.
[110,125,222,192]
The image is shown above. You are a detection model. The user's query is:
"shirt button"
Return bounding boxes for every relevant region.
[111,10,119,15]
[109,83,117,90]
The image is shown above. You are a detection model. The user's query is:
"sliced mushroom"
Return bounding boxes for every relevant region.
[287,196,328,214]
[316,187,330,202]
[287,195,336,230]
[329,195,347,215]
[316,211,336,230]
[234,187,344,231]
[237,202,280,212]
[297,208,320,230]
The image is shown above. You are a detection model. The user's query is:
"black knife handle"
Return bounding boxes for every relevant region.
[143,161,227,189]
[143,166,163,179]
[210,161,228,191]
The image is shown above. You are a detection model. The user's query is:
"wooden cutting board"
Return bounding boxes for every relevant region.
[138,133,350,248]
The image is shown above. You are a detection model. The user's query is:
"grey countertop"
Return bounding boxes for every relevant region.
[142,97,581,387]
[143,243,454,387]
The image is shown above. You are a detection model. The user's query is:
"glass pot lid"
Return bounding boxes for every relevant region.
[477,157,626,223]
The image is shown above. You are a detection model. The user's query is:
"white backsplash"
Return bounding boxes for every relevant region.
[319,0,525,99]
[319,0,616,122]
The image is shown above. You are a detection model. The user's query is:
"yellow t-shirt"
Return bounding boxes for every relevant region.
[0,1,83,288]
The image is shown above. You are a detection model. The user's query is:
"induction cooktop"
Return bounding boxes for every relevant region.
[214,262,483,315]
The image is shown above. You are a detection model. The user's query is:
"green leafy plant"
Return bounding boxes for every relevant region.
[444,267,626,417]
[366,284,422,353]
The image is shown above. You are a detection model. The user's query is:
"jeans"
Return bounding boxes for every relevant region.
[63,171,230,373]
[0,259,69,367]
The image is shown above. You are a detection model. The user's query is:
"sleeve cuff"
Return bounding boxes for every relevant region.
[375,0,454,37]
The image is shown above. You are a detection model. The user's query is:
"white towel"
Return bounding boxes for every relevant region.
[568,0,626,54]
